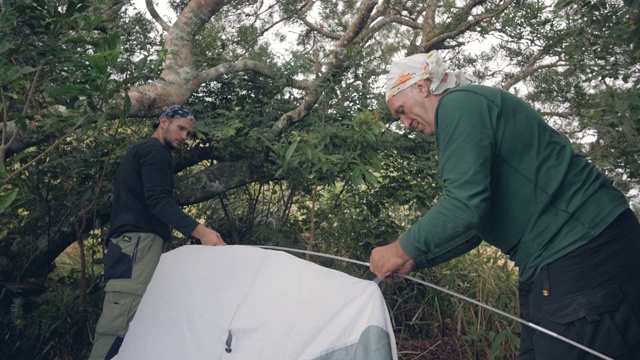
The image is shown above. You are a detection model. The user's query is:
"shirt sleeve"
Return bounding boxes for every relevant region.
[398,90,497,268]
[138,144,200,237]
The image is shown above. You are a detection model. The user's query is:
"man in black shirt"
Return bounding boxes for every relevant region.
[89,105,226,360]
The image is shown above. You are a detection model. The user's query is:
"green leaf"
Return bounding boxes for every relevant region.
[364,132,376,144]
[123,93,131,115]
[351,167,363,186]
[362,168,378,185]
[489,330,508,356]
[0,188,19,214]
[49,84,88,97]
[302,145,313,160]
[88,54,108,74]
[257,134,277,152]
[554,0,574,9]
[371,156,382,171]
[0,92,20,99]
[0,41,13,54]
[18,66,36,75]
[284,137,299,163]
[310,161,325,173]
[96,113,106,130]
[135,56,148,74]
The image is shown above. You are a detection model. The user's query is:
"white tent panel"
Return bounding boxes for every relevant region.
[114,245,397,360]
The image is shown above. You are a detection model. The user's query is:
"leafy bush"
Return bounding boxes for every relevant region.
[384,244,520,360]
[0,283,102,360]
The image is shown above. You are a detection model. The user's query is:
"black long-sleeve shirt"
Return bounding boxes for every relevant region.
[107,137,199,241]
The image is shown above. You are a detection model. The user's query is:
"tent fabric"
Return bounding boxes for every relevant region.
[113,245,398,360]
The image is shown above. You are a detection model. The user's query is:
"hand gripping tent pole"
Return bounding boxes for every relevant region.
[256,245,614,360]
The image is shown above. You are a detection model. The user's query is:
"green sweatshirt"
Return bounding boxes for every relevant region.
[398,85,628,282]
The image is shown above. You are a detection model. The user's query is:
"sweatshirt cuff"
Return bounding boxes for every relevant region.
[178,220,200,238]
[399,227,482,270]
[399,230,427,269]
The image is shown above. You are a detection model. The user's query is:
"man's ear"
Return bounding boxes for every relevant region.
[414,80,431,97]
[158,116,169,130]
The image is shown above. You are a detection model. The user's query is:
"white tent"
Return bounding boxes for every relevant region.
[114,245,398,360]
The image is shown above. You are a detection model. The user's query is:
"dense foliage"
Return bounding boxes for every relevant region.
[0,0,637,358]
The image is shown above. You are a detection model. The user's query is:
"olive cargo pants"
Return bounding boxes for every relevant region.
[89,232,163,360]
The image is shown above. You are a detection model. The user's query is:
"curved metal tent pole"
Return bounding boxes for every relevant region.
[255,245,613,360]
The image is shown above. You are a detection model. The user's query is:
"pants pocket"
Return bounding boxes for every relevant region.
[531,283,631,359]
[104,238,137,280]
[95,292,139,337]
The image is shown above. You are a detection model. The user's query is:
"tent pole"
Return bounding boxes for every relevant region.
[255,245,613,360]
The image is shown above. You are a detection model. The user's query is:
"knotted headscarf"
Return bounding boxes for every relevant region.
[385,51,471,101]
[153,105,196,129]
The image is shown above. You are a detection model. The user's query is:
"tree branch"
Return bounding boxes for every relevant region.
[256,12,292,39]
[383,15,421,29]
[0,122,83,187]
[539,111,572,119]
[332,0,377,55]
[198,60,312,90]
[421,0,514,52]
[502,48,557,91]
[272,0,377,132]
[299,17,342,40]
[1,97,8,164]
[0,155,267,281]
[419,0,439,47]
[175,158,265,205]
[126,0,228,112]
[0,62,43,164]
[365,0,390,28]
[145,0,172,32]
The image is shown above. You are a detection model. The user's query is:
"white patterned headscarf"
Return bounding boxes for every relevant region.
[385,51,471,101]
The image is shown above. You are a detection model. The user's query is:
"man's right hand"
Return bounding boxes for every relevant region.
[191,224,226,246]
[370,240,414,282]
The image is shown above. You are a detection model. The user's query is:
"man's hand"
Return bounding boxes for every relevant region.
[370,240,414,282]
[191,224,226,246]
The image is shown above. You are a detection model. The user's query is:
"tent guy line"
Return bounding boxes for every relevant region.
[255,245,613,360]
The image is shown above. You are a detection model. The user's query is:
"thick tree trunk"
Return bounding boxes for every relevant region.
[0,157,264,284]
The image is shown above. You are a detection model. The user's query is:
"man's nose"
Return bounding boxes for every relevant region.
[400,117,411,129]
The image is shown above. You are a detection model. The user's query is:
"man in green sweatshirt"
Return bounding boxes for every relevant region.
[369,51,640,359]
